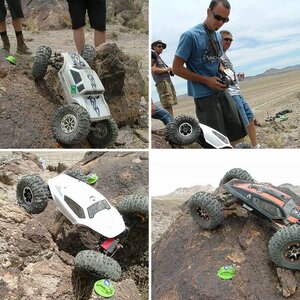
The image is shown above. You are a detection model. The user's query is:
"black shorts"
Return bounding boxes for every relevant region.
[194,91,247,142]
[67,0,106,31]
[0,0,24,22]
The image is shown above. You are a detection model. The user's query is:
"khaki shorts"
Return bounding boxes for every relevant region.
[156,80,177,109]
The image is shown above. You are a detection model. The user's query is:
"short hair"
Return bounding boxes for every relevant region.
[209,0,231,10]
[220,30,232,36]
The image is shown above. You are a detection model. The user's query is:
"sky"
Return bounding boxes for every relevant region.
[150,150,300,196]
[150,0,300,99]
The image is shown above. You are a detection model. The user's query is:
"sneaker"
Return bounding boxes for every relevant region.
[254,144,262,149]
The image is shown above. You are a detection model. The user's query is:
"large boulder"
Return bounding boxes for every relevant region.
[152,204,300,299]
[94,43,144,125]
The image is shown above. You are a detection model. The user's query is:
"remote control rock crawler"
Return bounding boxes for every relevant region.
[16,170,148,280]
[32,45,118,148]
[188,168,300,270]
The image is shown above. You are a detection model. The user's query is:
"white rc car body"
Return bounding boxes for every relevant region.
[48,174,125,238]
[58,52,111,121]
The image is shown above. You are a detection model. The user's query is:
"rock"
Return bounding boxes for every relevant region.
[152,204,300,299]
[22,0,70,30]
[0,68,7,78]
[276,267,298,297]
[94,43,144,126]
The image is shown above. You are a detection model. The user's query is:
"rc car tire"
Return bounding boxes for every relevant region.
[268,225,300,270]
[64,169,86,182]
[219,168,254,186]
[87,119,118,148]
[118,194,148,223]
[74,250,122,281]
[16,175,49,214]
[32,46,52,79]
[188,192,224,230]
[234,142,253,149]
[81,45,96,68]
[52,104,90,146]
[37,45,52,58]
[165,115,201,146]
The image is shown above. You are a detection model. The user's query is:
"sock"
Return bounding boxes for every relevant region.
[0,31,7,37]
[15,31,23,37]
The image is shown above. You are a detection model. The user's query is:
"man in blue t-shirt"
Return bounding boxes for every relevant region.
[173,0,247,144]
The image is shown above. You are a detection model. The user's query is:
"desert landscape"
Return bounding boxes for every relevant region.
[152,69,300,148]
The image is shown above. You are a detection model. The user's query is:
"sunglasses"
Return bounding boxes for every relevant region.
[224,38,233,42]
[212,11,229,23]
[156,45,163,48]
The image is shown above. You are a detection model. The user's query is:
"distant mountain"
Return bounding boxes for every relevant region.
[246,64,300,80]
[153,184,214,200]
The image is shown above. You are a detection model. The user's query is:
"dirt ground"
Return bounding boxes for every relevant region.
[152,70,300,148]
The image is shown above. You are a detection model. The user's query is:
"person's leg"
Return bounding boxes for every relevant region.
[73,27,85,53]
[156,81,177,117]
[94,30,106,47]
[235,95,258,147]
[88,0,106,48]
[152,104,173,125]
[164,106,174,117]
[247,119,257,147]
[67,0,87,53]
[0,1,9,51]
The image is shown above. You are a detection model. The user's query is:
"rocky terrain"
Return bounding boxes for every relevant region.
[152,183,300,299]
[0,0,149,149]
[0,151,149,299]
[152,70,300,149]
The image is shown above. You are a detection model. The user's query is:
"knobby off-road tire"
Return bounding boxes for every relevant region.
[118,195,148,223]
[234,142,253,149]
[219,168,254,186]
[64,169,86,182]
[165,115,201,146]
[32,46,52,80]
[188,192,224,230]
[52,104,90,146]
[74,250,122,281]
[16,175,49,214]
[81,45,96,68]
[268,225,300,270]
[87,119,118,148]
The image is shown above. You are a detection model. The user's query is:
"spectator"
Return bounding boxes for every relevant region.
[172,0,247,145]
[220,29,260,147]
[152,40,177,117]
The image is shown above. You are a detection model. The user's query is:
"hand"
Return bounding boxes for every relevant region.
[205,76,227,91]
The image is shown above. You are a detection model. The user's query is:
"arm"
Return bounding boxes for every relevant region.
[151,62,171,74]
[172,56,226,91]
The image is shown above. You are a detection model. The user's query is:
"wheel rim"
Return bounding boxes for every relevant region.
[93,123,108,138]
[179,123,192,137]
[23,187,33,203]
[284,242,300,262]
[195,206,209,221]
[61,114,77,133]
